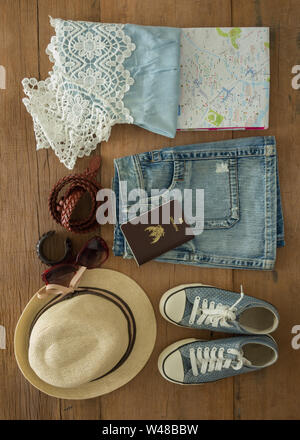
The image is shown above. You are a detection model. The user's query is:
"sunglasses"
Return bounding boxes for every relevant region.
[41,236,109,287]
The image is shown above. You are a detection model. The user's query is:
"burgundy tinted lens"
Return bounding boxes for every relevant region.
[42,264,77,286]
[76,237,108,268]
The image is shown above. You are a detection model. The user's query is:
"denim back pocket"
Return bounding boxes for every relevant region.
[190,157,240,229]
[136,154,239,230]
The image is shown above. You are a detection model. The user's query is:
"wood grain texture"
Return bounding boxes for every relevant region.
[0,0,299,420]
[231,0,300,420]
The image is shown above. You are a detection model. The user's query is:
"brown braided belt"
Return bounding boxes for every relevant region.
[48,157,102,234]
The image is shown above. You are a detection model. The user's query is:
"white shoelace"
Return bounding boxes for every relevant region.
[189,285,245,328]
[189,345,251,376]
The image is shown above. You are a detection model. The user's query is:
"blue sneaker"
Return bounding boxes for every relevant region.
[159,284,279,335]
[158,335,278,384]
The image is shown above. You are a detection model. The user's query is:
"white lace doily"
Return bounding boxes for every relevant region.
[22,18,136,169]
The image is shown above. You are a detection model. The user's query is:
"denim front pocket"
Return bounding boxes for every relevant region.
[138,157,185,202]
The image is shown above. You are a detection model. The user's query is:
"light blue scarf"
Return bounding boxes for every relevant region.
[123,24,181,138]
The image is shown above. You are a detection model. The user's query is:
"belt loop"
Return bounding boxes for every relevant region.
[265,144,276,157]
[151,150,161,162]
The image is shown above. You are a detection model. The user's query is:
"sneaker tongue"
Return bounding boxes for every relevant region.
[225,309,236,322]
[228,349,252,368]
[226,351,240,360]
[225,350,244,366]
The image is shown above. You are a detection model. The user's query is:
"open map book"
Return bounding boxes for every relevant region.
[177,27,270,131]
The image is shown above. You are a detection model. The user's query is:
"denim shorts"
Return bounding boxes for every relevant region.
[113,136,284,270]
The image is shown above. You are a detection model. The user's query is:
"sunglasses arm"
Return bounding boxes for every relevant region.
[69,266,87,289]
[37,266,87,300]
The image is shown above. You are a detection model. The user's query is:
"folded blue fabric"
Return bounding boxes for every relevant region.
[123,24,181,138]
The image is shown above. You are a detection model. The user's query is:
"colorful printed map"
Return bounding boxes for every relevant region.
[177,27,270,130]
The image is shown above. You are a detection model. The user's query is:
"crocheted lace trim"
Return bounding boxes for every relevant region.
[22,18,136,169]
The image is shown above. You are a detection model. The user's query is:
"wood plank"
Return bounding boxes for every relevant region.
[0,0,62,420]
[1,0,299,420]
[36,0,102,420]
[231,0,300,420]
[99,0,234,420]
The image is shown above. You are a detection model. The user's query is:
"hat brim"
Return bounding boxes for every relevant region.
[14,268,157,399]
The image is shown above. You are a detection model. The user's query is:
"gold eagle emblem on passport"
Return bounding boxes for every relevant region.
[144,225,165,244]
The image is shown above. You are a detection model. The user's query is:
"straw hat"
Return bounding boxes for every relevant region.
[14,268,156,399]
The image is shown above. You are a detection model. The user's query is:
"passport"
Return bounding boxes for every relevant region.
[121,200,194,266]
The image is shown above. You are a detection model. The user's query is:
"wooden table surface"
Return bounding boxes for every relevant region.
[1,0,300,420]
